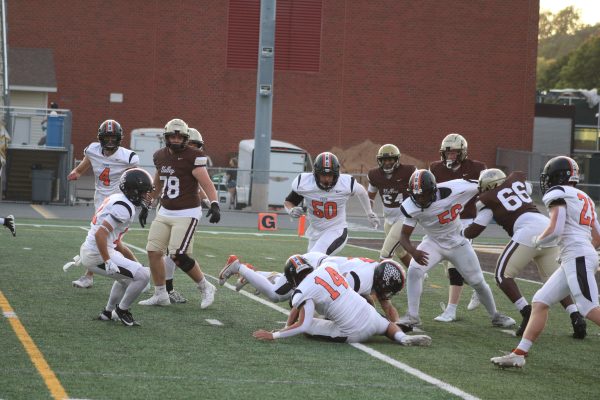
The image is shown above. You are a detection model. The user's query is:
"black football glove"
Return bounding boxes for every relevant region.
[206,201,221,223]
[138,206,149,228]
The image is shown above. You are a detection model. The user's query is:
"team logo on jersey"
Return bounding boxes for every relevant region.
[161,166,175,175]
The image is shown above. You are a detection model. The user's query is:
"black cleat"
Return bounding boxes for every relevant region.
[515,304,531,337]
[570,311,586,339]
[115,306,140,327]
[96,309,116,321]
[3,215,15,237]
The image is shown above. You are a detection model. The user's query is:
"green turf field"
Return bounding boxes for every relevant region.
[0,220,597,400]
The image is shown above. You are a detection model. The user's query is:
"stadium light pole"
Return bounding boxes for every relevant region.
[251,0,276,212]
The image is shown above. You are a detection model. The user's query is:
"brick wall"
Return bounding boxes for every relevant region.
[8,0,539,168]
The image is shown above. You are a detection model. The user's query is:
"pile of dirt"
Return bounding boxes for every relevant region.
[329,139,428,175]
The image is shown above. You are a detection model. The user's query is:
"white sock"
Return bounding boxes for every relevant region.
[445,303,457,315]
[471,280,497,316]
[393,330,406,343]
[406,266,425,316]
[516,338,533,353]
[0,218,4,224]
[154,285,167,295]
[565,304,578,314]
[164,256,177,280]
[514,297,529,311]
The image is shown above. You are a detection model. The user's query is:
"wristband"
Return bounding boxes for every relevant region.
[272,331,280,339]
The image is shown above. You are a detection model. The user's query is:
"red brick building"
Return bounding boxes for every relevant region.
[8,0,539,168]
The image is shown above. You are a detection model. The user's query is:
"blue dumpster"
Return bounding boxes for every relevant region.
[46,114,65,147]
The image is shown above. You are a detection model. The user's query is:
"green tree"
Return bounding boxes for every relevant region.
[537,54,571,90]
[551,6,583,35]
[557,35,600,88]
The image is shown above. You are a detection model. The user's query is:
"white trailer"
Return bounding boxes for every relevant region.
[235,139,311,209]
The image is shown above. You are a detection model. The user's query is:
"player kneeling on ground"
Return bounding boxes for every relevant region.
[79,168,153,326]
[253,257,431,346]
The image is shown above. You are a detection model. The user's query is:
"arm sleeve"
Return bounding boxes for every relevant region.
[285,190,304,206]
[273,299,315,339]
[536,206,566,247]
[354,183,374,215]
[473,208,493,227]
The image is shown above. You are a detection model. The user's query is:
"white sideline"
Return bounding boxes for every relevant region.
[120,237,480,399]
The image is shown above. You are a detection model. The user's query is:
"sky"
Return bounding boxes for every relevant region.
[540,0,600,26]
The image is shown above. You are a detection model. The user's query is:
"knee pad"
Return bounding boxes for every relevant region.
[172,253,195,272]
[448,268,464,286]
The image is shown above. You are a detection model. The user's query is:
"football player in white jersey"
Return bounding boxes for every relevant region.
[397,169,515,328]
[218,253,406,322]
[253,257,431,346]
[67,120,140,288]
[284,152,379,255]
[491,157,600,369]
[79,168,153,326]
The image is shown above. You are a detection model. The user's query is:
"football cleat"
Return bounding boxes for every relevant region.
[200,281,216,309]
[3,215,15,237]
[400,334,432,347]
[234,277,249,292]
[63,255,82,272]
[490,352,526,368]
[169,290,187,304]
[467,290,480,311]
[96,309,118,321]
[492,313,516,328]
[114,306,140,326]
[434,303,456,323]
[570,311,587,340]
[218,255,241,286]
[138,292,170,306]
[397,313,422,328]
[72,275,93,289]
[515,304,532,337]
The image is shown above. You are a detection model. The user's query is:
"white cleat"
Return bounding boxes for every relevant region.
[400,334,432,347]
[467,290,481,311]
[200,281,216,309]
[219,255,241,286]
[234,277,249,292]
[138,292,170,306]
[72,275,93,288]
[397,313,422,327]
[492,313,516,328]
[490,352,525,368]
[434,307,456,323]
[63,255,82,272]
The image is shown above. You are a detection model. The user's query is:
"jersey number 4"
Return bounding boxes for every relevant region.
[98,167,110,186]
[314,267,348,300]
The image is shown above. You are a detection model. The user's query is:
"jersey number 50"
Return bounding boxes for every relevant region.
[312,200,338,219]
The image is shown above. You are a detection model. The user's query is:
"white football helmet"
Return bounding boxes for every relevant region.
[478,168,507,193]
[187,128,204,149]
[164,118,189,151]
[377,144,401,173]
[440,133,468,169]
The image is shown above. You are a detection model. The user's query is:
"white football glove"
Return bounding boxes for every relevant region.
[104,259,120,275]
[288,206,304,219]
[531,235,542,250]
[368,212,380,229]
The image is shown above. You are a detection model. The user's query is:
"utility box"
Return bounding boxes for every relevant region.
[32,169,54,203]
